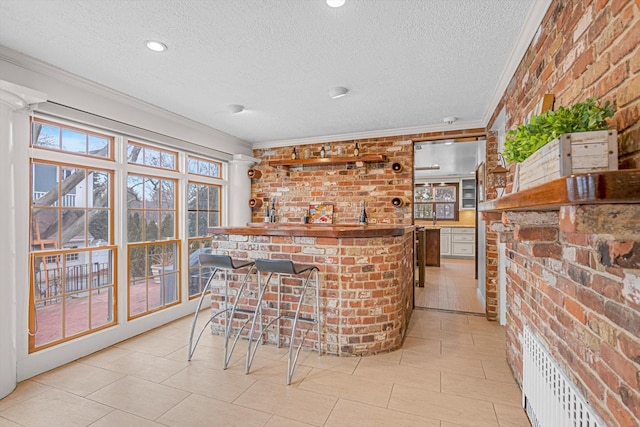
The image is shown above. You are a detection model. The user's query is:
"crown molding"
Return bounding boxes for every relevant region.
[482,0,553,126]
[253,120,486,149]
[0,45,252,151]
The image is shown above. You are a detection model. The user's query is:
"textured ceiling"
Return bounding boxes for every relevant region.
[0,0,536,146]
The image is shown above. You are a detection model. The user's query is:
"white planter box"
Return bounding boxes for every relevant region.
[516,130,617,191]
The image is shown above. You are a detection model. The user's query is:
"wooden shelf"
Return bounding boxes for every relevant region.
[269,154,386,168]
[478,169,640,212]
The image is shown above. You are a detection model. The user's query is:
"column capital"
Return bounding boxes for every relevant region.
[229,153,260,165]
[0,80,46,111]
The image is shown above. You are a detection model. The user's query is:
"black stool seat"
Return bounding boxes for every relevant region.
[246,258,321,385]
[254,259,316,275]
[201,254,254,271]
[188,253,255,369]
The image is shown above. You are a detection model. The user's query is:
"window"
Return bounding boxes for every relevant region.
[127,141,177,171]
[127,172,180,318]
[414,183,459,220]
[187,155,221,178]
[28,116,225,351]
[29,120,116,352]
[187,181,220,298]
[32,118,113,159]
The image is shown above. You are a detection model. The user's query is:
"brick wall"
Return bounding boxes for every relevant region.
[485,1,640,425]
[250,129,485,227]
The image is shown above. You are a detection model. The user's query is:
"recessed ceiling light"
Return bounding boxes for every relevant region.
[145,40,168,52]
[444,141,453,145]
[326,0,346,7]
[328,86,348,99]
[227,104,245,114]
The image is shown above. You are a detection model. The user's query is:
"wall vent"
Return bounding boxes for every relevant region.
[522,326,603,427]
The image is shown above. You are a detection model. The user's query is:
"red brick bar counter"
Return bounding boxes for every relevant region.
[207,223,415,356]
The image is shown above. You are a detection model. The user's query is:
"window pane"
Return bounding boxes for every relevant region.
[91,288,114,328]
[32,163,59,204]
[65,294,89,337]
[209,162,219,177]
[144,211,160,241]
[188,239,212,298]
[187,212,197,238]
[61,168,84,208]
[88,135,109,157]
[61,209,87,248]
[198,212,208,236]
[187,183,197,210]
[161,152,175,170]
[188,158,198,174]
[32,209,60,249]
[208,186,219,210]
[434,187,455,202]
[144,148,161,167]
[33,123,60,149]
[435,203,455,219]
[198,160,208,175]
[127,144,144,164]
[127,211,143,242]
[91,171,110,208]
[161,180,175,209]
[161,212,174,239]
[61,129,87,155]
[208,212,219,227]
[197,185,208,209]
[129,246,146,282]
[143,177,159,209]
[88,209,109,244]
[127,175,144,208]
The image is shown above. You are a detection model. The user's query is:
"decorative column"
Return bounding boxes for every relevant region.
[227,154,259,226]
[0,81,46,399]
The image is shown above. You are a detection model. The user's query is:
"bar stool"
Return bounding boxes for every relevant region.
[187,254,255,370]
[245,258,321,385]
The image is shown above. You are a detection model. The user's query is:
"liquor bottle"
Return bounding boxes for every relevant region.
[291,147,297,160]
[270,198,277,223]
[354,143,360,156]
[358,200,368,224]
[264,203,270,223]
[320,145,326,158]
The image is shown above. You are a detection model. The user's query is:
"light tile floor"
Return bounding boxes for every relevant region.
[415,259,484,314]
[0,309,531,427]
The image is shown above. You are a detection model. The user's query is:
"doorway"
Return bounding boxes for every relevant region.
[413,137,485,314]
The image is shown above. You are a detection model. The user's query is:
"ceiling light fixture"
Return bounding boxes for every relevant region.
[326,0,346,7]
[328,86,348,99]
[145,40,168,52]
[443,116,457,125]
[227,104,245,114]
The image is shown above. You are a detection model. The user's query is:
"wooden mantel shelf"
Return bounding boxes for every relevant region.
[478,169,640,212]
[269,154,386,168]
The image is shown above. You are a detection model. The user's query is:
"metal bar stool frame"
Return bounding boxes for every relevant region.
[245,258,321,385]
[187,254,256,370]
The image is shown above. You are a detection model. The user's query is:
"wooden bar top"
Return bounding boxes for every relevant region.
[208,223,413,238]
[479,169,640,212]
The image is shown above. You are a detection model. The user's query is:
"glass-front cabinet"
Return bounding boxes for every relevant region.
[414,183,458,220]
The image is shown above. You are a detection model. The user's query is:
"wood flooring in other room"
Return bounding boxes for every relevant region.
[0,309,530,427]
[415,258,484,314]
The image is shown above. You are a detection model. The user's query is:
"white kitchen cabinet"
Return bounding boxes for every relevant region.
[440,227,451,256]
[460,178,476,210]
[451,227,475,258]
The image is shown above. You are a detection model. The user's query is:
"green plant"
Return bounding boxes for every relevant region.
[503,97,614,163]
